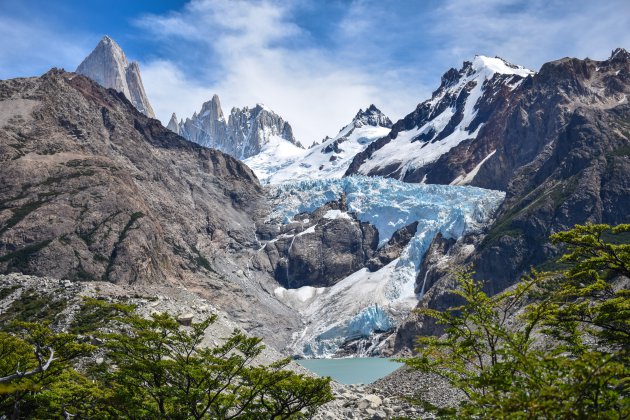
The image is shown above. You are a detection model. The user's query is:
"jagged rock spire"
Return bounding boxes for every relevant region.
[166,113,179,134]
[76,35,155,118]
[353,105,393,128]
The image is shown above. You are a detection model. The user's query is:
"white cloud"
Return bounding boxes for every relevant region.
[136,0,423,145]
[137,0,629,145]
[430,0,630,70]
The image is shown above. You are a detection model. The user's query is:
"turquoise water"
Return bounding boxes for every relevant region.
[296,357,403,385]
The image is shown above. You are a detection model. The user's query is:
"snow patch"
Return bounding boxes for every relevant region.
[357,56,533,179]
[323,210,352,220]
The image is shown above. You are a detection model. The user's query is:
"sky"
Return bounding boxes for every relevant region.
[1,0,629,144]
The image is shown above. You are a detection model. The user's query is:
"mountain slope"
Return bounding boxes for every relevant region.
[0,69,301,347]
[259,105,393,184]
[76,36,155,118]
[346,56,533,184]
[390,48,630,353]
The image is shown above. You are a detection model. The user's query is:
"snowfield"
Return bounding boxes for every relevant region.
[357,56,533,179]
[245,123,391,184]
[265,176,505,357]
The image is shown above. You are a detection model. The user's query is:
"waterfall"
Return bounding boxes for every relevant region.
[420,269,430,297]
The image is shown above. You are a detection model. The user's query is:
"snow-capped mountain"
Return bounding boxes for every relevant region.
[249,105,393,184]
[76,36,155,118]
[346,56,534,184]
[172,96,303,160]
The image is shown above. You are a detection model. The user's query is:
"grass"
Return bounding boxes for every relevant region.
[190,244,214,272]
[0,201,44,235]
[0,285,20,301]
[42,169,96,186]
[102,212,144,282]
[0,288,68,327]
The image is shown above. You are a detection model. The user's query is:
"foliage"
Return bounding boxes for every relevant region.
[0,322,96,418]
[403,223,630,418]
[0,299,333,419]
[95,310,333,419]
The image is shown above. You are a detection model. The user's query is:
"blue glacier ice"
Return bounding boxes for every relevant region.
[304,305,393,357]
[268,175,505,246]
[267,176,506,357]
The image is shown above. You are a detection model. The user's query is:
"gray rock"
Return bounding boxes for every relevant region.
[177,96,303,159]
[177,313,194,326]
[76,36,155,118]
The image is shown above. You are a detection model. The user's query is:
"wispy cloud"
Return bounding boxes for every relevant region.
[2,0,625,145]
[429,0,630,69]
[136,0,424,144]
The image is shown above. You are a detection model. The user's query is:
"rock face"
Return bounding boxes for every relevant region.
[389,48,630,353]
[352,105,393,129]
[76,36,155,118]
[177,96,303,159]
[166,112,179,134]
[345,56,533,184]
[0,69,302,348]
[470,48,630,290]
[253,196,381,288]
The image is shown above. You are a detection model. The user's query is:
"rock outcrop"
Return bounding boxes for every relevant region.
[166,112,179,134]
[263,105,393,184]
[76,36,155,118]
[253,197,379,288]
[345,56,533,184]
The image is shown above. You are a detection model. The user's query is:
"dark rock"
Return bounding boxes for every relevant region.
[367,221,419,271]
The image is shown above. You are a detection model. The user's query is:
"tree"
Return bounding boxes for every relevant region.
[403,224,630,418]
[93,307,333,419]
[0,296,333,419]
[0,322,96,418]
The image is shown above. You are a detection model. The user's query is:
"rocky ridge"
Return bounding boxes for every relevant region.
[0,69,301,348]
[175,95,303,160]
[262,105,393,184]
[389,48,630,353]
[345,55,533,184]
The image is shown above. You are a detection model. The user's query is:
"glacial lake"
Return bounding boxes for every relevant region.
[296,357,403,385]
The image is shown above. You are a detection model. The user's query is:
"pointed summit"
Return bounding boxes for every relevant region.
[199,94,225,122]
[352,105,392,128]
[167,113,179,134]
[76,35,155,118]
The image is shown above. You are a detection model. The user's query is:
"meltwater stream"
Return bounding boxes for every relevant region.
[296,357,403,385]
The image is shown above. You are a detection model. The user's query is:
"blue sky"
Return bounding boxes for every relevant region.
[1,0,628,143]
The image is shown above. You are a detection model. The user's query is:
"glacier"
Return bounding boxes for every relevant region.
[266,176,505,357]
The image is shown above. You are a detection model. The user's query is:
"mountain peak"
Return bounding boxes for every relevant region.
[610,47,630,62]
[167,113,179,134]
[76,36,155,118]
[199,94,225,121]
[99,35,115,45]
[470,55,533,77]
[352,105,393,128]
